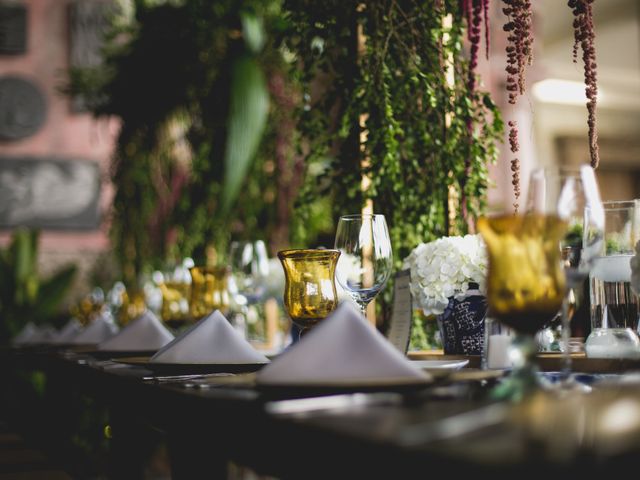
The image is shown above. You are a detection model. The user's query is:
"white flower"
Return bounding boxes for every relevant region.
[402,234,488,317]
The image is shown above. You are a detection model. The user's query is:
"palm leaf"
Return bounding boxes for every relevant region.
[221,55,269,213]
[241,12,265,54]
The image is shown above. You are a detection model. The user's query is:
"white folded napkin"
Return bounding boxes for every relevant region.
[13,322,39,345]
[70,313,119,345]
[98,310,174,351]
[150,310,269,364]
[257,302,432,385]
[28,325,57,345]
[51,318,83,344]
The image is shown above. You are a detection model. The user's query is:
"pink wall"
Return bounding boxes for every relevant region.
[0,0,118,252]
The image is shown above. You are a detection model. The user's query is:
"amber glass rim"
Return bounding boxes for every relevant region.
[277,248,340,259]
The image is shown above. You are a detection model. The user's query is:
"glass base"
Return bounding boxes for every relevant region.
[488,333,540,402]
[584,328,640,359]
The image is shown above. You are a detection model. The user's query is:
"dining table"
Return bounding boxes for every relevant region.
[3,345,640,479]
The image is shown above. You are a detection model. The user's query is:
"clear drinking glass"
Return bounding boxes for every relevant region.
[333,214,393,318]
[585,200,640,358]
[527,164,604,389]
[229,240,271,342]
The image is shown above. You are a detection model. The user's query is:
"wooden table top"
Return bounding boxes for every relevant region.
[5,346,640,478]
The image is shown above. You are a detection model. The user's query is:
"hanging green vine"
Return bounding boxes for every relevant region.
[283,0,502,329]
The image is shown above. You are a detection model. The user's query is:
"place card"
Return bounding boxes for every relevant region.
[386,269,413,354]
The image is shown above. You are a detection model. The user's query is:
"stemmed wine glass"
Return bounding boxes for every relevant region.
[229,240,270,337]
[229,240,270,304]
[333,214,393,319]
[527,164,604,390]
[478,209,568,400]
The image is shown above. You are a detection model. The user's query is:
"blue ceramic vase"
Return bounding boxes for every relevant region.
[436,283,487,355]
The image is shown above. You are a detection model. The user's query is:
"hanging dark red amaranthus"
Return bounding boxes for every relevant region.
[460,0,491,229]
[502,0,532,212]
[462,0,491,95]
[569,0,599,169]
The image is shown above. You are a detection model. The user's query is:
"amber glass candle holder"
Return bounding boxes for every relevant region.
[118,289,147,327]
[159,272,192,329]
[189,265,231,320]
[278,249,341,337]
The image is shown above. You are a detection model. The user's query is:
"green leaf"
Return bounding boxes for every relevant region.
[221,55,269,213]
[0,250,13,304]
[33,265,77,321]
[241,12,265,54]
[12,229,37,287]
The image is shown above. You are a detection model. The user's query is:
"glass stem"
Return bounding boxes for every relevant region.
[358,301,368,320]
[560,291,573,381]
[491,332,539,401]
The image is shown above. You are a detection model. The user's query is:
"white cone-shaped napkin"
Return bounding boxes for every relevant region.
[13,322,39,345]
[150,310,269,364]
[70,313,119,345]
[51,318,83,344]
[98,310,174,351]
[257,302,431,385]
[20,325,57,345]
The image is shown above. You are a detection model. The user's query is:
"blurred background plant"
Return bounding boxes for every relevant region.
[65,0,327,292]
[0,228,77,344]
[66,0,502,344]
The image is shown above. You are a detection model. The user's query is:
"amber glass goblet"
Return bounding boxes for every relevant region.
[158,265,192,330]
[277,249,341,338]
[478,213,568,400]
[189,265,231,321]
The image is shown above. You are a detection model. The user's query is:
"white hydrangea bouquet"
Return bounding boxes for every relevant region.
[402,234,488,317]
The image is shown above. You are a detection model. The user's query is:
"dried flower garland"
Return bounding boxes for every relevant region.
[502,0,532,212]
[569,0,599,168]
[461,0,492,229]
[463,0,491,94]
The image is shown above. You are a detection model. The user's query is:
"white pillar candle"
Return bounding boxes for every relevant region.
[488,334,513,369]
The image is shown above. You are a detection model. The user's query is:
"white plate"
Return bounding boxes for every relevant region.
[411,359,469,370]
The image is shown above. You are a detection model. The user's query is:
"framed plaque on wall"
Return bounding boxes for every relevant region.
[0,157,101,229]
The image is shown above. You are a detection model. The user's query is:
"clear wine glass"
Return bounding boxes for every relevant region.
[527,164,604,390]
[333,214,393,318]
[229,240,270,304]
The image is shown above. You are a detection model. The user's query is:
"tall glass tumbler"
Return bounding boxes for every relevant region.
[585,200,640,358]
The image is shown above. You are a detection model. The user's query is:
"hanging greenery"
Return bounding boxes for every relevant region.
[283,0,502,333]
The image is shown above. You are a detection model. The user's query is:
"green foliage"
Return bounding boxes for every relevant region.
[0,229,77,344]
[410,313,442,352]
[222,54,270,213]
[66,0,502,335]
[283,0,502,327]
[67,0,292,285]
